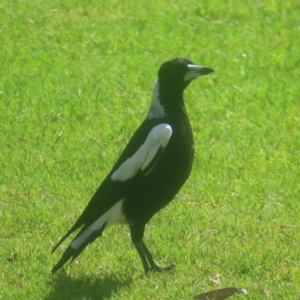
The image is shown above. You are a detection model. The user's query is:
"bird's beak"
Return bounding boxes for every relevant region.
[184,65,214,81]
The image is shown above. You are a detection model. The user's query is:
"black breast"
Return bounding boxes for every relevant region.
[122,114,194,224]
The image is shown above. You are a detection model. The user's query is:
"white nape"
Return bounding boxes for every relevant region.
[147,79,166,119]
[111,124,172,182]
[71,199,125,250]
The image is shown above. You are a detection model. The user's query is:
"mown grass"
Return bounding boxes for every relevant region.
[1,0,299,299]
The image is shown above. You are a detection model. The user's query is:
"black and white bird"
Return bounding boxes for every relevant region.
[51,57,214,274]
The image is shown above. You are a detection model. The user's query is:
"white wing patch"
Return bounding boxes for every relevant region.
[71,199,125,250]
[111,124,172,182]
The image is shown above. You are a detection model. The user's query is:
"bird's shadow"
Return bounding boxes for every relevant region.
[44,271,133,300]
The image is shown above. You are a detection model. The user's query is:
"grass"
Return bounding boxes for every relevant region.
[1,0,300,299]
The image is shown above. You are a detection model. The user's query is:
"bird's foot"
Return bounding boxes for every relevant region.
[149,260,176,272]
[139,261,175,278]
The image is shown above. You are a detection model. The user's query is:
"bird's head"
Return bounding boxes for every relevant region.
[158,57,214,91]
[147,57,214,119]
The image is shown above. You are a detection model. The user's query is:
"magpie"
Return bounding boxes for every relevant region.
[51,57,214,274]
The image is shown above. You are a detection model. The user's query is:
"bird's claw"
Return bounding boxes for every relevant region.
[149,260,176,272]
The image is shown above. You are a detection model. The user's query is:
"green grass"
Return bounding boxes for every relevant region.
[1,0,300,299]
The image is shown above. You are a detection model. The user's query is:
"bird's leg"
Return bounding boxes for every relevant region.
[131,224,174,273]
[131,224,151,273]
[132,240,151,273]
[141,241,175,272]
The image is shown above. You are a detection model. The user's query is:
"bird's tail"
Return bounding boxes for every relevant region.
[51,221,107,273]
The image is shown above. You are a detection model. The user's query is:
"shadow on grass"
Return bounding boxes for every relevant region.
[45,272,132,300]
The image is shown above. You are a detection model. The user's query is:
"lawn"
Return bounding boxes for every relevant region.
[1,0,299,299]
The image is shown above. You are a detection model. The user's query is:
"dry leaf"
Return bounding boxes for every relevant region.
[193,287,247,300]
[212,274,222,286]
